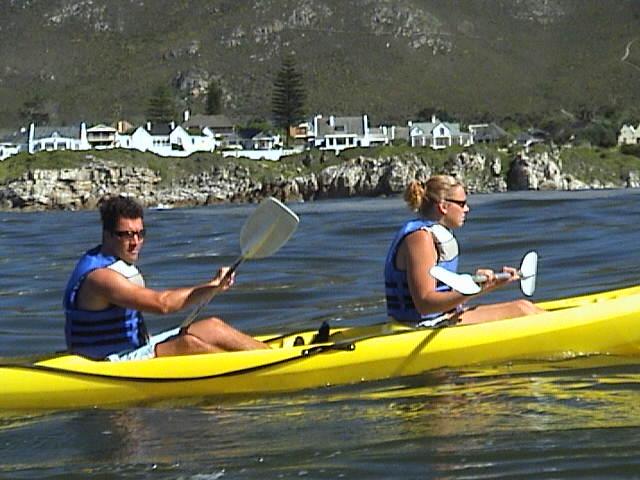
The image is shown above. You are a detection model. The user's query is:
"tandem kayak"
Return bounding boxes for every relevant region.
[2,284,640,411]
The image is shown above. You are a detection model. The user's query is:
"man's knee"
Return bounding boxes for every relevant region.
[195,316,227,330]
[156,332,218,356]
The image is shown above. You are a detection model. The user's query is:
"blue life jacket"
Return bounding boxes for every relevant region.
[384,219,459,322]
[63,246,149,359]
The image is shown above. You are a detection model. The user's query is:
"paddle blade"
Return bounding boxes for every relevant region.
[430,266,482,295]
[519,250,538,297]
[239,197,299,260]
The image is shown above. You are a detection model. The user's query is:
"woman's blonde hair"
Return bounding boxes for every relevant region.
[404,175,463,214]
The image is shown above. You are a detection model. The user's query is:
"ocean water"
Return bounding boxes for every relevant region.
[1,189,640,479]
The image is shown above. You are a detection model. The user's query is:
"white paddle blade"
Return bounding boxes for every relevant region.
[519,250,538,297]
[430,266,482,295]
[239,197,299,260]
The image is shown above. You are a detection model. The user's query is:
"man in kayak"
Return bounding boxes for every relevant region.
[385,175,544,327]
[63,195,268,361]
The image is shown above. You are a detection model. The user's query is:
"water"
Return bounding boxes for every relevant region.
[1,189,640,478]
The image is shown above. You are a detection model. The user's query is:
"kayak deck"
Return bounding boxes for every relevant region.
[2,284,640,411]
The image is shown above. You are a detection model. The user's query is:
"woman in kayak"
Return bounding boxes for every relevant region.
[63,195,268,361]
[384,174,543,327]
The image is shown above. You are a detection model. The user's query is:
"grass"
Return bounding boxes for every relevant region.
[559,146,640,184]
[2,144,640,189]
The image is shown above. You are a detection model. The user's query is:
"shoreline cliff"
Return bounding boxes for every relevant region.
[1,149,639,211]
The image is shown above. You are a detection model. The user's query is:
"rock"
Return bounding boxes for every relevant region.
[0,149,637,211]
[0,160,162,211]
[173,68,210,98]
[507,151,565,190]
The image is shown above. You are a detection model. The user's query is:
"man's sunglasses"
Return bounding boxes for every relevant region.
[112,229,146,240]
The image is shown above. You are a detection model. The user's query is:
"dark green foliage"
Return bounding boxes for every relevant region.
[146,85,177,123]
[205,80,222,115]
[620,144,640,158]
[19,95,50,126]
[271,55,306,144]
[576,123,618,148]
[415,107,454,123]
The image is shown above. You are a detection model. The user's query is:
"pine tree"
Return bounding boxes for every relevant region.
[272,55,306,146]
[146,85,177,123]
[206,80,222,115]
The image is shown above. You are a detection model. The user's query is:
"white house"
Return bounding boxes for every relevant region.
[28,123,90,153]
[169,125,218,154]
[250,131,282,150]
[0,128,29,161]
[618,124,640,145]
[409,117,473,149]
[87,124,118,149]
[118,122,218,157]
[311,114,393,153]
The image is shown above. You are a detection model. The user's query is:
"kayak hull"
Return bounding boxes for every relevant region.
[2,285,640,410]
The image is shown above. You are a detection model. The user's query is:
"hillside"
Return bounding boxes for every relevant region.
[1,0,640,128]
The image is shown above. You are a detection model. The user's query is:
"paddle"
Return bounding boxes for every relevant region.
[181,196,299,327]
[430,250,538,297]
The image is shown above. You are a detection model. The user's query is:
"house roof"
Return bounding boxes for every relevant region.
[0,129,28,144]
[317,116,365,136]
[33,126,82,140]
[87,124,117,133]
[252,131,278,140]
[145,123,173,135]
[470,123,508,141]
[411,121,462,136]
[393,126,410,141]
[515,130,547,144]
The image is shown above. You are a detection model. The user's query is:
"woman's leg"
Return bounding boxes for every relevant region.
[459,299,544,325]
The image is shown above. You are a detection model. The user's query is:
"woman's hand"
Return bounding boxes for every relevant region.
[476,266,518,293]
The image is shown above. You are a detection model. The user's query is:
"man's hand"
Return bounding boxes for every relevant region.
[211,267,235,292]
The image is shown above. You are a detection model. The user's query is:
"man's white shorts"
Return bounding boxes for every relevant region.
[107,327,181,362]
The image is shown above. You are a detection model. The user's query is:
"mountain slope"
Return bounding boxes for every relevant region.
[1,0,639,127]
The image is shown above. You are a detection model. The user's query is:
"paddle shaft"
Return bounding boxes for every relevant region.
[472,270,534,283]
[178,196,299,329]
[472,271,517,283]
[180,256,245,328]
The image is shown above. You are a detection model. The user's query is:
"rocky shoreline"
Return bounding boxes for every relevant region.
[1,150,639,211]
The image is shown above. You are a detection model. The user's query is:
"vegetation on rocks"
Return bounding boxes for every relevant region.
[559,147,640,185]
[2,143,639,200]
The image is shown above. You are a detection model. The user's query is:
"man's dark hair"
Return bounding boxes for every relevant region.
[99,195,144,232]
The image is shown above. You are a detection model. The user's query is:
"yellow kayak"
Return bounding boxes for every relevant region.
[2,284,640,411]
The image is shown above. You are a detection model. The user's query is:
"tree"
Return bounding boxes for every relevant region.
[146,85,177,123]
[205,80,222,115]
[272,55,306,146]
[415,107,454,123]
[19,94,50,125]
